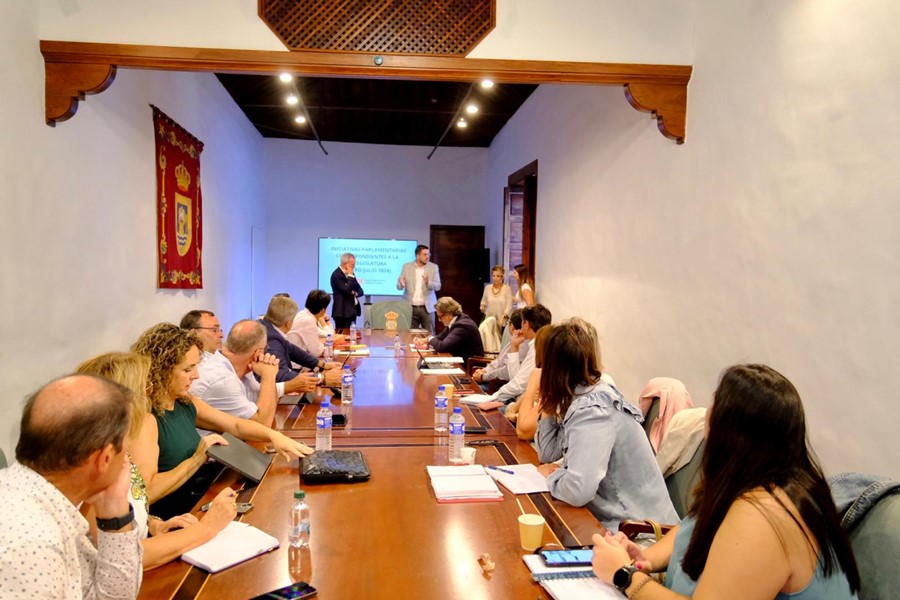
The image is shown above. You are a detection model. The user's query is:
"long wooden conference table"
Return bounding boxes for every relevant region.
[139,331,605,599]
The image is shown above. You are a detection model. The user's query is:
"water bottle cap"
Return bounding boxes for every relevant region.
[294,490,306,500]
[453,406,462,413]
[321,399,329,407]
[438,384,446,391]
[343,365,351,370]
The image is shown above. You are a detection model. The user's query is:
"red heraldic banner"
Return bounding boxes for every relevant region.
[153,106,204,288]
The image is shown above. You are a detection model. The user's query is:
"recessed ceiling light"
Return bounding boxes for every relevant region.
[466,103,479,115]
[456,118,467,128]
[294,115,306,124]
[480,79,494,89]
[286,94,299,105]
[279,73,293,83]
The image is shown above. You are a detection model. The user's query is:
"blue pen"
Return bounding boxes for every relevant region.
[487,465,515,475]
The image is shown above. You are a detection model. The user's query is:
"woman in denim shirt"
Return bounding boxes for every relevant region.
[534,320,677,532]
[592,365,860,599]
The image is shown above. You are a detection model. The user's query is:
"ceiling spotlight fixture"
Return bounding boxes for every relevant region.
[466,103,479,115]
[480,79,494,89]
[294,115,307,124]
[286,94,299,105]
[456,118,467,128]
[279,73,293,83]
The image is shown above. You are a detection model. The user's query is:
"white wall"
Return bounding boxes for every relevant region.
[487,0,900,478]
[37,0,691,63]
[261,140,488,312]
[0,5,265,458]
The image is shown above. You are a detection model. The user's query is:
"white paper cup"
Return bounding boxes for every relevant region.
[460,447,476,465]
[518,513,545,551]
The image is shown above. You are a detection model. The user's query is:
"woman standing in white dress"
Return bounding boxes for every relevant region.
[512,264,535,309]
[480,265,513,327]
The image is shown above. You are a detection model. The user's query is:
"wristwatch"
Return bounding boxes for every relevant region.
[316,372,325,386]
[95,504,135,532]
[613,564,639,595]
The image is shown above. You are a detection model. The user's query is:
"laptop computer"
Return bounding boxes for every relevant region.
[205,432,274,484]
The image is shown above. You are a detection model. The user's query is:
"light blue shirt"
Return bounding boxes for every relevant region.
[666,516,857,599]
[535,381,678,531]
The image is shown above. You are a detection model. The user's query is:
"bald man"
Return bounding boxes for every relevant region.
[0,375,143,599]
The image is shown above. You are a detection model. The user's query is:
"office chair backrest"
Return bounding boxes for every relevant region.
[665,439,705,519]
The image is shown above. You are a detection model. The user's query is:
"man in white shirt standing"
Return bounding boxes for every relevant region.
[0,375,142,599]
[397,244,442,333]
[191,320,288,427]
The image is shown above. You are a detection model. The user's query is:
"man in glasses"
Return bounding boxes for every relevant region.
[180,309,224,360]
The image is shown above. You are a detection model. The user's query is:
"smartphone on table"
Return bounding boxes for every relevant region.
[537,547,594,567]
[250,582,317,599]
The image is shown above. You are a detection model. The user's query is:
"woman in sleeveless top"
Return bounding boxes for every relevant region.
[591,364,860,599]
[512,263,535,308]
[480,265,513,326]
[76,352,237,569]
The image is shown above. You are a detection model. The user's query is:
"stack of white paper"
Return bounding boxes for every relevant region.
[485,463,550,494]
[182,521,279,573]
[426,465,503,502]
[457,394,497,405]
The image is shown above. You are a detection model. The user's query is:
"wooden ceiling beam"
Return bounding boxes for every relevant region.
[40,41,691,142]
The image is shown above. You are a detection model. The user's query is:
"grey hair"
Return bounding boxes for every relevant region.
[225,320,267,354]
[435,296,462,317]
[265,295,299,326]
[340,253,355,265]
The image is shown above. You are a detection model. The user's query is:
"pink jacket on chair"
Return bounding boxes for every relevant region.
[639,377,694,453]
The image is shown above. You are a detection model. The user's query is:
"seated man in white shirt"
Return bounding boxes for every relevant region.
[179,309,223,361]
[0,375,142,599]
[472,309,526,387]
[191,320,317,427]
[287,289,346,356]
[477,304,552,412]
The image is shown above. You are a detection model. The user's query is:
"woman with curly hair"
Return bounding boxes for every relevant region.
[76,352,236,570]
[132,323,313,518]
[592,364,859,599]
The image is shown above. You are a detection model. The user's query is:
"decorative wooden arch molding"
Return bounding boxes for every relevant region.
[40,41,691,143]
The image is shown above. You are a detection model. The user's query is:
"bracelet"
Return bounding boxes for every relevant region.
[627,573,653,599]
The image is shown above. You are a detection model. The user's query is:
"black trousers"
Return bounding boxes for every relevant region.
[410,305,433,332]
[149,461,224,520]
[333,316,356,330]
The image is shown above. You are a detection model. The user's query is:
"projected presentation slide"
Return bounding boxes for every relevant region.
[318,238,418,297]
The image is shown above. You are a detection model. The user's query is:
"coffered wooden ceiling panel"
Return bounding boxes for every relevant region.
[259,0,495,55]
[216,74,537,147]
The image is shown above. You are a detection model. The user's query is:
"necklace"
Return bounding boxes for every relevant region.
[491,284,502,296]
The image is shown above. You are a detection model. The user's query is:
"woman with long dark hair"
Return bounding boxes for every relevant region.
[592,364,859,599]
[534,320,677,531]
[512,264,535,308]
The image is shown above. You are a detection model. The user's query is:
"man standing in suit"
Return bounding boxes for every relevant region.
[330,253,364,330]
[397,244,442,332]
[413,297,484,363]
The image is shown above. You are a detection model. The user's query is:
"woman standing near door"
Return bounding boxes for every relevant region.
[480,265,513,326]
[512,264,536,309]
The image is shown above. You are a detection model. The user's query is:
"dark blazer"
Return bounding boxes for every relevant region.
[330,267,365,319]
[428,313,485,363]
[259,318,318,382]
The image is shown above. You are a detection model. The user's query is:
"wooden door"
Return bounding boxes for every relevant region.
[506,160,538,292]
[429,225,486,331]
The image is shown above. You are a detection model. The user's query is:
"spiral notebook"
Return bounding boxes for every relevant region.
[522,554,620,600]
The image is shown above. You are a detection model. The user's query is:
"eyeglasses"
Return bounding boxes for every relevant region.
[194,326,222,333]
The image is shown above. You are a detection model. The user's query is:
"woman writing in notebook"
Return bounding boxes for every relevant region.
[131,323,313,519]
[76,352,237,570]
[591,364,859,599]
[533,320,676,531]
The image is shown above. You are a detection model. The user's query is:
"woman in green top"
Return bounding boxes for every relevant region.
[131,323,313,518]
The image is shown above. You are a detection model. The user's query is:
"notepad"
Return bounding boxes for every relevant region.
[522,554,620,600]
[182,521,279,573]
[334,348,370,356]
[423,356,464,364]
[457,393,497,405]
[485,463,550,494]
[426,464,503,502]
[420,367,466,375]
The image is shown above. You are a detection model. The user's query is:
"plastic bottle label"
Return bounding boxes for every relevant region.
[449,421,465,435]
[434,396,448,409]
[300,522,310,535]
[317,415,332,429]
